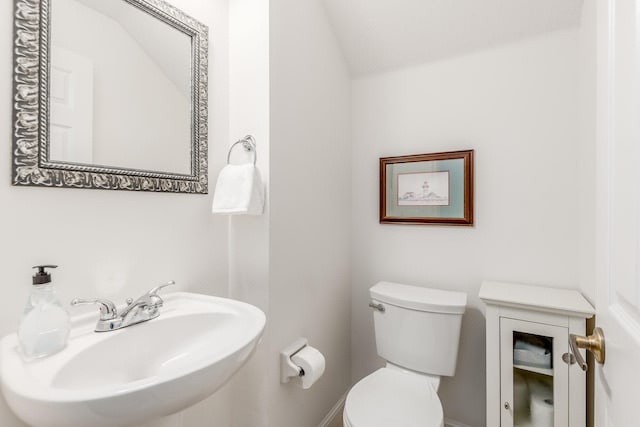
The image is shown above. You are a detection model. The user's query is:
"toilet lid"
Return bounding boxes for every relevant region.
[344,368,444,427]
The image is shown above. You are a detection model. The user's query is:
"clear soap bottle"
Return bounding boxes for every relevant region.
[18,265,70,359]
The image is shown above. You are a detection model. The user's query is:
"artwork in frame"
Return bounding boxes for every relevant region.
[380,150,474,225]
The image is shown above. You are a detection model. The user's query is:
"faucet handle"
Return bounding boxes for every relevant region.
[148,280,176,296]
[71,298,118,320]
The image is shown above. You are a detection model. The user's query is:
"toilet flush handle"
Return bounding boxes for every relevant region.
[368,302,385,313]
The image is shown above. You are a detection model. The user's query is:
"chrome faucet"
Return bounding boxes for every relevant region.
[71,281,175,332]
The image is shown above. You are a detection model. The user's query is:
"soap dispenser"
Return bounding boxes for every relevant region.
[18,265,71,358]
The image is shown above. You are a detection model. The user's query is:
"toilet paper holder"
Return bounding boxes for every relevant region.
[280,338,308,383]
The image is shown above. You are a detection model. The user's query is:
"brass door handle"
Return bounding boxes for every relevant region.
[569,327,605,371]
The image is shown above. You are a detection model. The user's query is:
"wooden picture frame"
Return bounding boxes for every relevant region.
[380,150,474,225]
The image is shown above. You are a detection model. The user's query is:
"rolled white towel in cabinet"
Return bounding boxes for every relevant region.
[530,394,553,427]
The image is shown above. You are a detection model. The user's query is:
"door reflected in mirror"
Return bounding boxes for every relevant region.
[50,0,192,175]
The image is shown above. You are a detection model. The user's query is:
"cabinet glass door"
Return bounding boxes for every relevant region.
[500,318,569,427]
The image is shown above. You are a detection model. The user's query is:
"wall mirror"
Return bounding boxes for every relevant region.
[12,0,209,193]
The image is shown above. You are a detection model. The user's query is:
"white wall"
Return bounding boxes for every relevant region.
[0,0,231,426]
[577,0,597,304]
[268,0,351,425]
[351,29,582,426]
[226,0,272,424]
[227,0,351,426]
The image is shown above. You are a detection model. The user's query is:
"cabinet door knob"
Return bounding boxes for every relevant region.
[504,402,510,410]
[562,352,576,365]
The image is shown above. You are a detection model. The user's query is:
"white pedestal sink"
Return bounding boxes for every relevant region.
[0,292,266,427]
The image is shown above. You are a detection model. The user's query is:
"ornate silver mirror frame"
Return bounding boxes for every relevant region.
[12,0,209,193]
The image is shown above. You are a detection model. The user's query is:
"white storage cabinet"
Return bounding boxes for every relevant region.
[479,281,594,427]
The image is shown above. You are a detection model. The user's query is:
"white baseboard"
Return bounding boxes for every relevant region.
[444,418,472,427]
[318,392,347,427]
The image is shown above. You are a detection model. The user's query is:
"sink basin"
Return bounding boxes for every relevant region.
[0,292,266,427]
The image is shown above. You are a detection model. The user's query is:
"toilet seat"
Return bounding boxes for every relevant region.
[343,367,444,427]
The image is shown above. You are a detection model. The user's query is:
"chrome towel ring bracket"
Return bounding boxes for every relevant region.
[227,135,257,165]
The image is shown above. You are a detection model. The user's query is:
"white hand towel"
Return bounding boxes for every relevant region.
[211,164,264,215]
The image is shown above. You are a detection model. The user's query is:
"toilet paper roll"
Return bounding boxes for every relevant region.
[530,394,554,427]
[291,346,325,389]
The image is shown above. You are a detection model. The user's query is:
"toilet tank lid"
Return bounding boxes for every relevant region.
[370,282,467,314]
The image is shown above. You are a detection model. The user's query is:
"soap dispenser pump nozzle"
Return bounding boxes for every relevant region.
[32,265,57,285]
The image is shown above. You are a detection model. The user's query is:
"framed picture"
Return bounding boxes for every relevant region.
[380,150,474,225]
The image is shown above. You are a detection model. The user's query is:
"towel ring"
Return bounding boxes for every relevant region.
[227,135,257,166]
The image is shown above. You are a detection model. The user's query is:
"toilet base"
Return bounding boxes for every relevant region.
[343,367,444,427]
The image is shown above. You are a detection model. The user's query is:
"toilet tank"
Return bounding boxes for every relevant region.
[370,282,467,376]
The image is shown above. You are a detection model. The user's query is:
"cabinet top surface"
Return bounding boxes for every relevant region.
[479,280,595,318]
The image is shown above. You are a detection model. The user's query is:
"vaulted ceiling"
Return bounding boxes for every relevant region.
[321,0,584,76]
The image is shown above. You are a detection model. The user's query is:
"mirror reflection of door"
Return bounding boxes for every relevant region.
[49,46,94,165]
[50,0,192,175]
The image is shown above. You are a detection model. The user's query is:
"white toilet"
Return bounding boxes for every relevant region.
[343,281,467,427]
